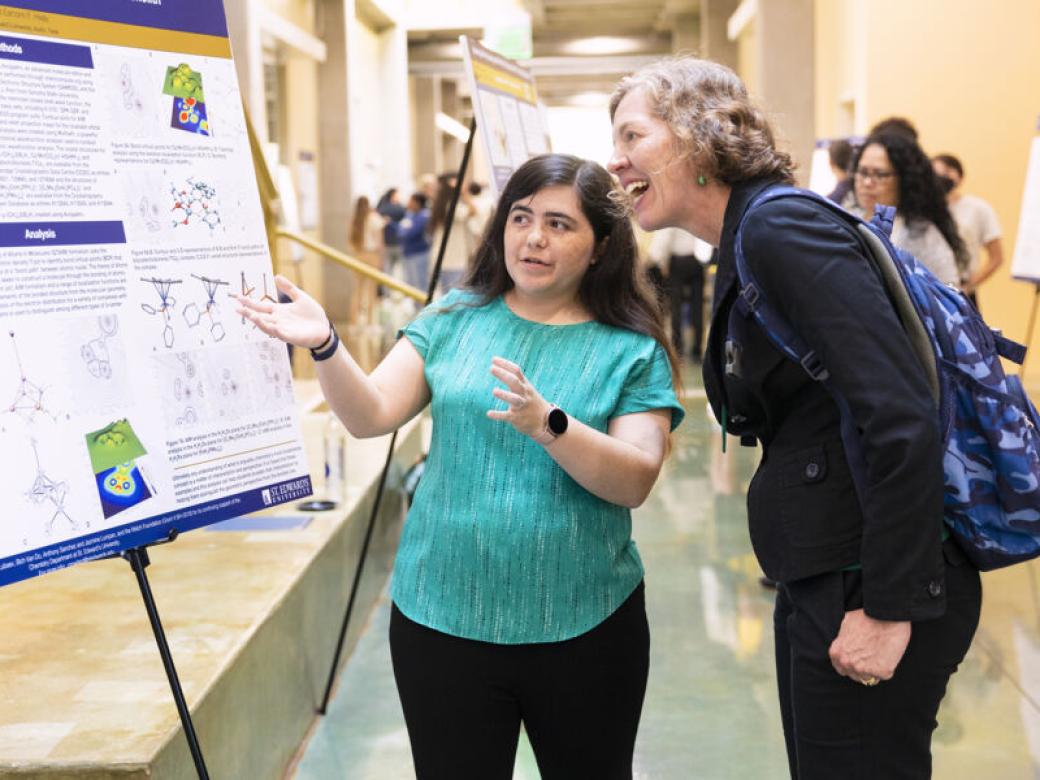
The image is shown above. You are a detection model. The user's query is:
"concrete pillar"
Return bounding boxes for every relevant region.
[224,0,267,134]
[700,0,739,70]
[756,0,815,186]
[672,13,700,55]
[412,75,441,180]
[440,78,461,172]
[317,0,355,322]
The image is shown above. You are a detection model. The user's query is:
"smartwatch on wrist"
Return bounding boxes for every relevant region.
[534,405,568,445]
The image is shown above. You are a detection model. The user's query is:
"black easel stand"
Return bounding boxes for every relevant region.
[1021,283,1040,377]
[317,117,478,715]
[119,531,210,779]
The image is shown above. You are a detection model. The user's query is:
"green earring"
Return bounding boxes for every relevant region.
[697,174,708,186]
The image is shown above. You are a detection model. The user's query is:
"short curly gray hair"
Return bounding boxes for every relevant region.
[610,56,795,185]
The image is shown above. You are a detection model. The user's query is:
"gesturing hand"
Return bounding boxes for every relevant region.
[828,609,911,685]
[233,274,329,349]
[487,357,549,439]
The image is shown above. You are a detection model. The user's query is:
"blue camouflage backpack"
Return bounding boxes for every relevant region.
[733,185,1040,571]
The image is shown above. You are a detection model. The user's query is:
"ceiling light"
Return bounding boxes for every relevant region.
[563,37,643,56]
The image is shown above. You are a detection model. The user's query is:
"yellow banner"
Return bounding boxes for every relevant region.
[0,5,231,59]
[472,60,536,104]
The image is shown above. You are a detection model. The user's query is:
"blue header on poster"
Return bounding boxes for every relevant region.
[1,0,229,39]
[0,33,92,67]
[0,221,126,248]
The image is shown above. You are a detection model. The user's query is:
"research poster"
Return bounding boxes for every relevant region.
[461,35,550,196]
[1011,121,1040,282]
[0,1,313,587]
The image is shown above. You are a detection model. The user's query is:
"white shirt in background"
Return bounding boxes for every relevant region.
[648,228,714,266]
[950,194,1002,277]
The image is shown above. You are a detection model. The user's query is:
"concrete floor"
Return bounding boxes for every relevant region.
[293,378,1040,779]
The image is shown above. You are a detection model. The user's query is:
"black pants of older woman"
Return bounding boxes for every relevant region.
[389,582,649,780]
[774,539,981,779]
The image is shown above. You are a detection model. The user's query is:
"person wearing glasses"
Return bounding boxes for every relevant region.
[850,132,968,286]
[609,56,980,779]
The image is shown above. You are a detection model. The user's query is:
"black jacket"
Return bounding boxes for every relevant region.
[703,179,947,622]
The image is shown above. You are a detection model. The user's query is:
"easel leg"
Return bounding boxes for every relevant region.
[317,118,479,716]
[124,547,210,780]
[1021,284,1040,377]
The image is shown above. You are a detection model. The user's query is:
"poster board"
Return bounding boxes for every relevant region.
[1011,122,1040,282]
[0,0,313,587]
[460,35,550,197]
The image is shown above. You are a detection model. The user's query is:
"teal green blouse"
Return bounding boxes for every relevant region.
[392,290,685,644]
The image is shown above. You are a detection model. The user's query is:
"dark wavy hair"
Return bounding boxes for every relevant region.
[853,132,969,272]
[463,153,680,388]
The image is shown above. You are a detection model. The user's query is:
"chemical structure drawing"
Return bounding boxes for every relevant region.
[170,178,221,231]
[139,194,163,233]
[4,331,60,425]
[183,274,230,343]
[257,340,293,402]
[141,277,183,349]
[119,62,144,113]
[81,315,119,379]
[26,440,79,537]
[172,352,204,426]
[235,271,278,327]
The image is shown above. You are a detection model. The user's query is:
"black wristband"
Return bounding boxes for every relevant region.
[310,322,340,361]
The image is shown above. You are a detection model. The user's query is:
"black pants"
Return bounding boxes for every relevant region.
[774,540,981,779]
[389,583,650,780]
[668,254,705,359]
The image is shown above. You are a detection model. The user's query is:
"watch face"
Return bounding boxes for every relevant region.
[547,407,568,436]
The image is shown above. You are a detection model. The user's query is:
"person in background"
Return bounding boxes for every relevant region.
[428,174,472,293]
[647,227,713,362]
[849,132,968,286]
[347,195,384,323]
[397,192,431,295]
[826,139,854,204]
[932,153,1004,307]
[609,55,980,779]
[236,153,683,778]
[869,116,919,142]
[377,187,406,278]
[464,181,494,261]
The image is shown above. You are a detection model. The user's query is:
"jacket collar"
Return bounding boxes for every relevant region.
[712,178,779,313]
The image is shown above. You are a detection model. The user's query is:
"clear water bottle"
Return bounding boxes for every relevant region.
[324,414,346,505]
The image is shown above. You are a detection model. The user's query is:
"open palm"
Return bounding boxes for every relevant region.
[234,274,329,349]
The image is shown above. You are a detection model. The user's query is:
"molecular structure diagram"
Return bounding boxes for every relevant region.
[172,352,203,426]
[5,331,58,425]
[119,62,144,113]
[170,178,221,231]
[183,274,229,343]
[257,340,293,402]
[81,315,118,379]
[141,277,183,349]
[235,271,278,327]
[26,440,78,537]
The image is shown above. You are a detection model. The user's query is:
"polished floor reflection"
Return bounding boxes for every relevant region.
[294,384,1040,779]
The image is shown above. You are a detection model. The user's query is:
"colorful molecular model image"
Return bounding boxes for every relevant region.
[183,274,229,343]
[171,96,210,136]
[81,315,119,379]
[141,277,183,349]
[163,62,205,102]
[170,179,221,231]
[163,62,210,137]
[85,419,153,519]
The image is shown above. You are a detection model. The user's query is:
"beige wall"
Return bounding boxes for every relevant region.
[815,0,1040,382]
